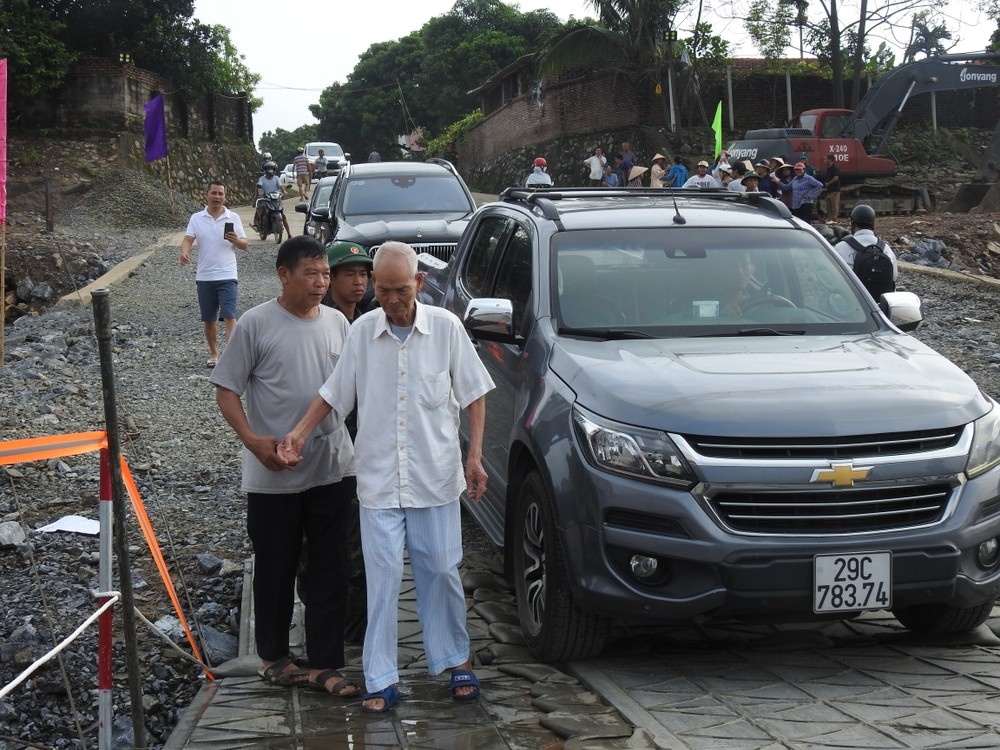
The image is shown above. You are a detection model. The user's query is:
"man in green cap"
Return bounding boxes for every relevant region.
[297,240,376,642]
[322,241,377,323]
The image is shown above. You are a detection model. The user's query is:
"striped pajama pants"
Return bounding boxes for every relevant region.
[360,502,469,693]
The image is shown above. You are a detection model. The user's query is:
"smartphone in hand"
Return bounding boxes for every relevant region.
[224,222,234,237]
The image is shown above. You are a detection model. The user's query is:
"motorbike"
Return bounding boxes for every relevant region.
[255,192,285,244]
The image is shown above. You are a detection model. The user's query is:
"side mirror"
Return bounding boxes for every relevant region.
[463,298,520,344]
[879,291,923,332]
[294,203,309,214]
[313,206,330,219]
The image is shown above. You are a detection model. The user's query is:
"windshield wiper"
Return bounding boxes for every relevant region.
[693,328,806,338]
[558,327,654,339]
[736,327,805,336]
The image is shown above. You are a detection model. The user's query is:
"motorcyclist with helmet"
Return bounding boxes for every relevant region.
[525,156,553,187]
[259,152,273,175]
[254,161,291,237]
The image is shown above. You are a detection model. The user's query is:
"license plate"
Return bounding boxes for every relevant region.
[813,552,891,613]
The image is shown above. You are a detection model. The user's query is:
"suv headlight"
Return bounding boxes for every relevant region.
[573,406,696,488]
[968,405,1000,478]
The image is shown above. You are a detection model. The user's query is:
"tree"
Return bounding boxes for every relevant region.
[736,0,941,107]
[310,0,562,159]
[902,11,952,62]
[259,125,319,165]
[0,0,75,98]
[977,0,1000,51]
[539,0,691,130]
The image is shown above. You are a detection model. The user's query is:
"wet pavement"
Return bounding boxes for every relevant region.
[163,550,635,749]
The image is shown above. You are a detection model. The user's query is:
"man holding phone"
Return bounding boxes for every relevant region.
[180,180,249,368]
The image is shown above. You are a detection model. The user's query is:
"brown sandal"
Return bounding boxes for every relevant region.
[307,669,360,698]
[257,656,309,687]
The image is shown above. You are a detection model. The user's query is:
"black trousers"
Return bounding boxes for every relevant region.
[247,477,355,669]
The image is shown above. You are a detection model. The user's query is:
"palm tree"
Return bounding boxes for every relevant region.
[539,0,689,131]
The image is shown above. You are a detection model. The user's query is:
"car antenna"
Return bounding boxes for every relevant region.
[670,188,686,225]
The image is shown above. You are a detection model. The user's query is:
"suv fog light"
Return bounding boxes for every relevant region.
[977,538,1000,568]
[629,554,660,580]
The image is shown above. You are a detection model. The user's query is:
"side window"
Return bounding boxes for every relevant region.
[493,225,533,330]
[463,216,511,298]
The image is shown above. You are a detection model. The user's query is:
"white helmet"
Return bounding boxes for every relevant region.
[262,152,272,160]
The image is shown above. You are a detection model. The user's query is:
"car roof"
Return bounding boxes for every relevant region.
[492,188,804,232]
[345,161,459,178]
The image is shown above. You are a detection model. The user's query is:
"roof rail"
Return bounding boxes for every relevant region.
[425,157,458,175]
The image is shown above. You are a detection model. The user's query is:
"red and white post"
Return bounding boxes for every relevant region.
[98,449,113,750]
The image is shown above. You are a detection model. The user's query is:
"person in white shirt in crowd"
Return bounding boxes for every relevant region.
[682,160,720,188]
[582,147,606,186]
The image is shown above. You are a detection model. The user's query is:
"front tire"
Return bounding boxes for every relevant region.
[512,471,610,661]
[892,602,994,633]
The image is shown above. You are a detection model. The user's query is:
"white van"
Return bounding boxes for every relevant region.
[303,142,350,175]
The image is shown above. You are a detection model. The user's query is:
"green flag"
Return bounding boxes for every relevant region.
[712,101,723,157]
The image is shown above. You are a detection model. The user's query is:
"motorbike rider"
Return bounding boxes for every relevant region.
[254,161,291,236]
[259,152,273,174]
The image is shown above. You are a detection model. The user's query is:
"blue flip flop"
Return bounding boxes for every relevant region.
[449,669,480,701]
[361,685,400,713]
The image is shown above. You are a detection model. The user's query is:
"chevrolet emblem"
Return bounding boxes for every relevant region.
[810,462,873,487]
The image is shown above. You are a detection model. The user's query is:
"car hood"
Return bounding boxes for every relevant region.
[339,216,469,244]
[550,334,991,436]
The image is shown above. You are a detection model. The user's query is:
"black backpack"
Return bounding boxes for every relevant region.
[846,236,895,299]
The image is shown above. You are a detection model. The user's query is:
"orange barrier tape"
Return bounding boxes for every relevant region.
[121,459,215,681]
[0,431,108,465]
[1,431,215,680]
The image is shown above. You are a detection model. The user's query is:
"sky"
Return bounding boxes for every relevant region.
[192,0,993,146]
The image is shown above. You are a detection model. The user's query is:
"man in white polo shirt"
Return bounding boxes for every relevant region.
[180,180,248,367]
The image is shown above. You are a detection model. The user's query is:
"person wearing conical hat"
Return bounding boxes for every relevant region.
[650,153,668,188]
[627,165,649,187]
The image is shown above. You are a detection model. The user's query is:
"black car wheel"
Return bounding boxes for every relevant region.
[892,601,994,633]
[512,470,610,661]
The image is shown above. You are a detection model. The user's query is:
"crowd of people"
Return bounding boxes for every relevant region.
[524,143,845,224]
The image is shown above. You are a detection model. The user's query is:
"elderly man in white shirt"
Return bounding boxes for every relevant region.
[280,241,495,714]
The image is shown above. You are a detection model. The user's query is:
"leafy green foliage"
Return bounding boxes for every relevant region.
[0,0,75,97]
[903,12,952,62]
[745,0,795,59]
[6,0,259,109]
[425,110,484,157]
[310,0,563,161]
[258,125,320,165]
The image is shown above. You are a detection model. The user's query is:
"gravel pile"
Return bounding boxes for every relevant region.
[4,212,1000,747]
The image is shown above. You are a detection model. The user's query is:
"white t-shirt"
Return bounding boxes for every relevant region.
[682,174,720,188]
[318,303,495,509]
[183,206,245,281]
[210,299,354,493]
[584,154,606,180]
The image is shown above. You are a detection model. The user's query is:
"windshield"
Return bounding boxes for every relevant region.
[306,143,343,158]
[551,229,875,336]
[342,175,474,217]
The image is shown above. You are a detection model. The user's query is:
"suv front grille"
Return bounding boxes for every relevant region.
[369,243,457,263]
[709,483,952,534]
[685,427,964,460]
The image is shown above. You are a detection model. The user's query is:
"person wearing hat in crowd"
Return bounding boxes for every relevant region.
[824,154,842,220]
[754,160,779,198]
[619,142,636,186]
[650,154,668,188]
[662,154,688,188]
[716,162,735,189]
[771,161,796,209]
[627,165,649,187]
[525,157,553,187]
[799,152,816,177]
[784,162,825,222]
[323,241,377,323]
[740,171,761,192]
[293,146,311,201]
[683,160,720,188]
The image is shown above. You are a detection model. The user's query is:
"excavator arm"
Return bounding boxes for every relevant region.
[843,51,1000,154]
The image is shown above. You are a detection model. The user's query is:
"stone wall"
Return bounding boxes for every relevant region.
[12,59,253,143]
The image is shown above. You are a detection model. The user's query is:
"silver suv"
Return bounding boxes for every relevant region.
[421,187,1000,661]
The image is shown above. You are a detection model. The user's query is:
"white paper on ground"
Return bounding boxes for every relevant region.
[37,515,100,535]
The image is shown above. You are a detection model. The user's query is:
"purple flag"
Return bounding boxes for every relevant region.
[143,94,169,162]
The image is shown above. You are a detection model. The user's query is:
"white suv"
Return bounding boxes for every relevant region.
[304,142,350,174]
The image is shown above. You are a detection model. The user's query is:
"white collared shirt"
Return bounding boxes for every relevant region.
[318,302,495,509]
